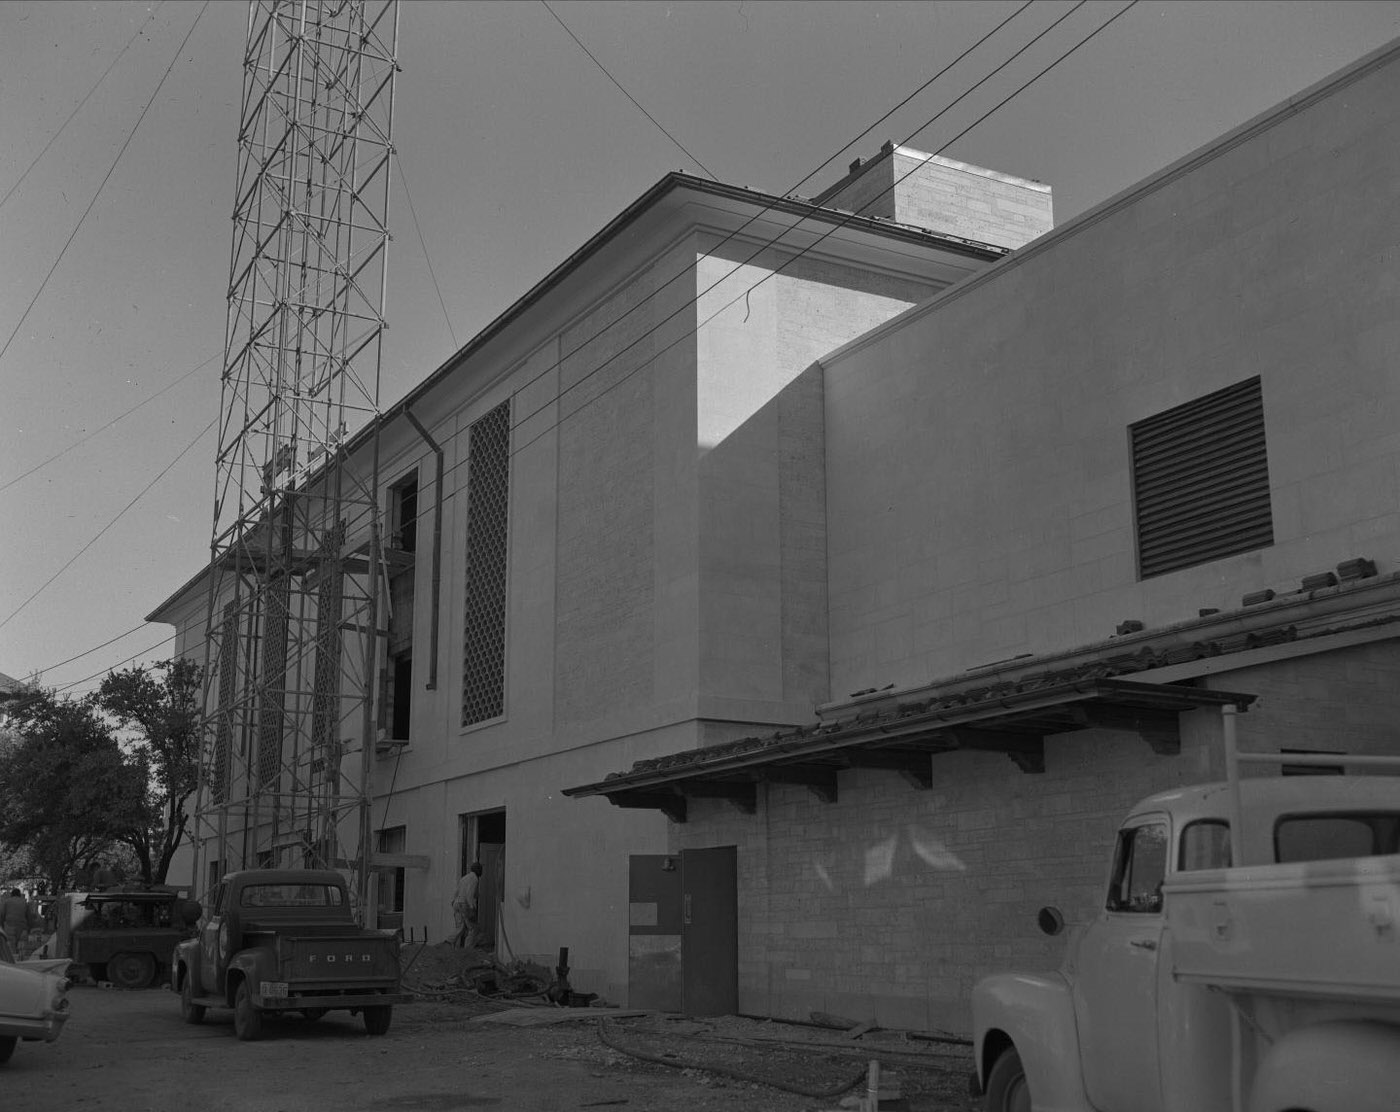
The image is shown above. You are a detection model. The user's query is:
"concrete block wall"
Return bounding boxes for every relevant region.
[676,640,1400,1034]
[822,47,1400,700]
[814,145,1053,249]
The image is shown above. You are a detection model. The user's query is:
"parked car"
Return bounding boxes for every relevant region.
[0,929,72,1064]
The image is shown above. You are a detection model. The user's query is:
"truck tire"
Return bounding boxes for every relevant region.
[985,1047,1030,1112]
[233,981,263,1041]
[108,951,156,990]
[180,976,205,1024]
[0,1035,16,1064]
[362,1004,392,1036]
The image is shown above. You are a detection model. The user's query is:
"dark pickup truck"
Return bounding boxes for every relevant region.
[171,868,408,1041]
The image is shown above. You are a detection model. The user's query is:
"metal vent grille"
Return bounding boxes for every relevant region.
[462,400,511,726]
[1131,377,1273,579]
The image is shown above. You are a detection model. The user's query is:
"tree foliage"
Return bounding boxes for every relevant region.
[0,659,202,889]
[95,659,202,885]
[0,688,144,890]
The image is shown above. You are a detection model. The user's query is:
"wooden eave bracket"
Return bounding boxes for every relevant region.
[681,780,758,815]
[610,790,687,823]
[938,727,1047,774]
[1067,705,1182,757]
[842,749,935,790]
[764,765,839,804]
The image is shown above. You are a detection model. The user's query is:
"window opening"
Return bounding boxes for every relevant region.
[1106,821,1168,913]
[1178,820,1231,871]
[1275,812,1400,863]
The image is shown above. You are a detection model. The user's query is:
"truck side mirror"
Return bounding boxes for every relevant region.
[1037,906,1065,936]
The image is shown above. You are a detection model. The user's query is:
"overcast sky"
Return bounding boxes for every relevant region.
[2,0,1399,695]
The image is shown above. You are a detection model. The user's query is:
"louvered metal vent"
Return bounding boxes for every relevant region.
[462,400,511,726]
[1131,377,1273,579]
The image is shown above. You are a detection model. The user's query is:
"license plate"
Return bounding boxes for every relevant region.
[260,981,289,998]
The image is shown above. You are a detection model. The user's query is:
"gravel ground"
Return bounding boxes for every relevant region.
[401,942,978,1112]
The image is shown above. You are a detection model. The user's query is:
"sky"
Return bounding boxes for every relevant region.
[2,0,1400,697]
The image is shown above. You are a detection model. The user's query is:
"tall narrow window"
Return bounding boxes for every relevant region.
[462,400,510,726]
[383,473,418,742]
[1130,377,1272,579]
[212,603,237,803]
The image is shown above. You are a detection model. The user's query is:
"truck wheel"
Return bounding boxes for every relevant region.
[985,1047,1030,1112]
[0,1035,16,1064]
[180,976,205,1025]
[362,1004,392,1036]
[108,951,156,990]
[233,982,263,1041]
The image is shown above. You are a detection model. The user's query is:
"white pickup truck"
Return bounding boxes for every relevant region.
[972,708,1400,1112]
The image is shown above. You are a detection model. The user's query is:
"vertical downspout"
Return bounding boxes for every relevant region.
[404,409,443,690]
[1222,704,1243,866]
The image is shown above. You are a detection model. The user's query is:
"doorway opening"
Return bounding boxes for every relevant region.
[459,809,505,951]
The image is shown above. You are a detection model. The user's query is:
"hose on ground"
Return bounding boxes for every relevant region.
[596,1017,867,1100]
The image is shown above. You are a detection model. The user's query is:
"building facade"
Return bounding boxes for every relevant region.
[570,41,1400,1031]
[150,164,1044,1004]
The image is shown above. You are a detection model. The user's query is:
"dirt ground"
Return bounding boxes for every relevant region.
[3,944,978,1112]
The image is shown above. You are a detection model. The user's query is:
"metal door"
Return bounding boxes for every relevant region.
[628,855,683,1010]
[681,845,737,1017]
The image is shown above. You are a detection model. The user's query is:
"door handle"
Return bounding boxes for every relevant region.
[683,894,692,925]
[1130,938,1157,951]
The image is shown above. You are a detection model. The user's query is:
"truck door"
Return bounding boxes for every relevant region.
[1072,815,1169,1112]
[200,881,227,993]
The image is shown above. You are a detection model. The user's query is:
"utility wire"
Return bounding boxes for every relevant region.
[0,352,218,494]
[498,0,1035,440]
[17,1,1131,694]
[0,2,167,213]
[0,418,216,634]
[393,152,458,350]
[511,0,1139,460]
[0,2,210,369]
[541,0,717,180]
[509,0,1101,451]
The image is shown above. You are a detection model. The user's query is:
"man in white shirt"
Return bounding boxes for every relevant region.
[451,862,483,948]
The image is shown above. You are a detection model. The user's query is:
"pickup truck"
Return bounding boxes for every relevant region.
[972,708,1400,1112]
[171,868,409,1041]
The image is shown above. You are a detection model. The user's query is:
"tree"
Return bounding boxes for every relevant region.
[0,687,144,891]
[95,659,202,885]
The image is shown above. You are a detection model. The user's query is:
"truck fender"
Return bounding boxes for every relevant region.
[171,940,199,994]
[224,950,271,1007]
[1248,1020,1400,1112]
[972,971,1094,1112]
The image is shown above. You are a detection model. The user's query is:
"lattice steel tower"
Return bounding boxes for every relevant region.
[195,0,399,914]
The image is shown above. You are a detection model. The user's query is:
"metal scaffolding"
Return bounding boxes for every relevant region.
[194,0,399,917]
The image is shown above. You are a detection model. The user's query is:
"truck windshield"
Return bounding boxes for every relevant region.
[240,884,345,908]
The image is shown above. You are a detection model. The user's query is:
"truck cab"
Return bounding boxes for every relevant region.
[972,773,1400,1112]
[173,868,408,1041]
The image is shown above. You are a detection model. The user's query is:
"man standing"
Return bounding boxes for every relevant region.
[1,888,30,949]
[451,862,483,949]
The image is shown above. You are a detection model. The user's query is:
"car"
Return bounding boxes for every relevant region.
[0,929,72,1064]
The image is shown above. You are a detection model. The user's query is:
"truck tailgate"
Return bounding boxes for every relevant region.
[281,935,400,984]
[1166,855,1400,1001]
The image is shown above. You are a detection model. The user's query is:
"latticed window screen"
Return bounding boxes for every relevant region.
[1131,376,1273,579]
[311,524,344,769]
[257,579,290,787]
[212,603,237,804]
[462,400,511,726]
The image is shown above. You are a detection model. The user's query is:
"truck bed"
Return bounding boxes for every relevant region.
[1165,855,1400,1002]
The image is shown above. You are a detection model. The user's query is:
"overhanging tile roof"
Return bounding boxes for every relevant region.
[563,671,1256,822]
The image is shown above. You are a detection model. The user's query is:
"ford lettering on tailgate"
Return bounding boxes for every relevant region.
[290,940,394,979]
